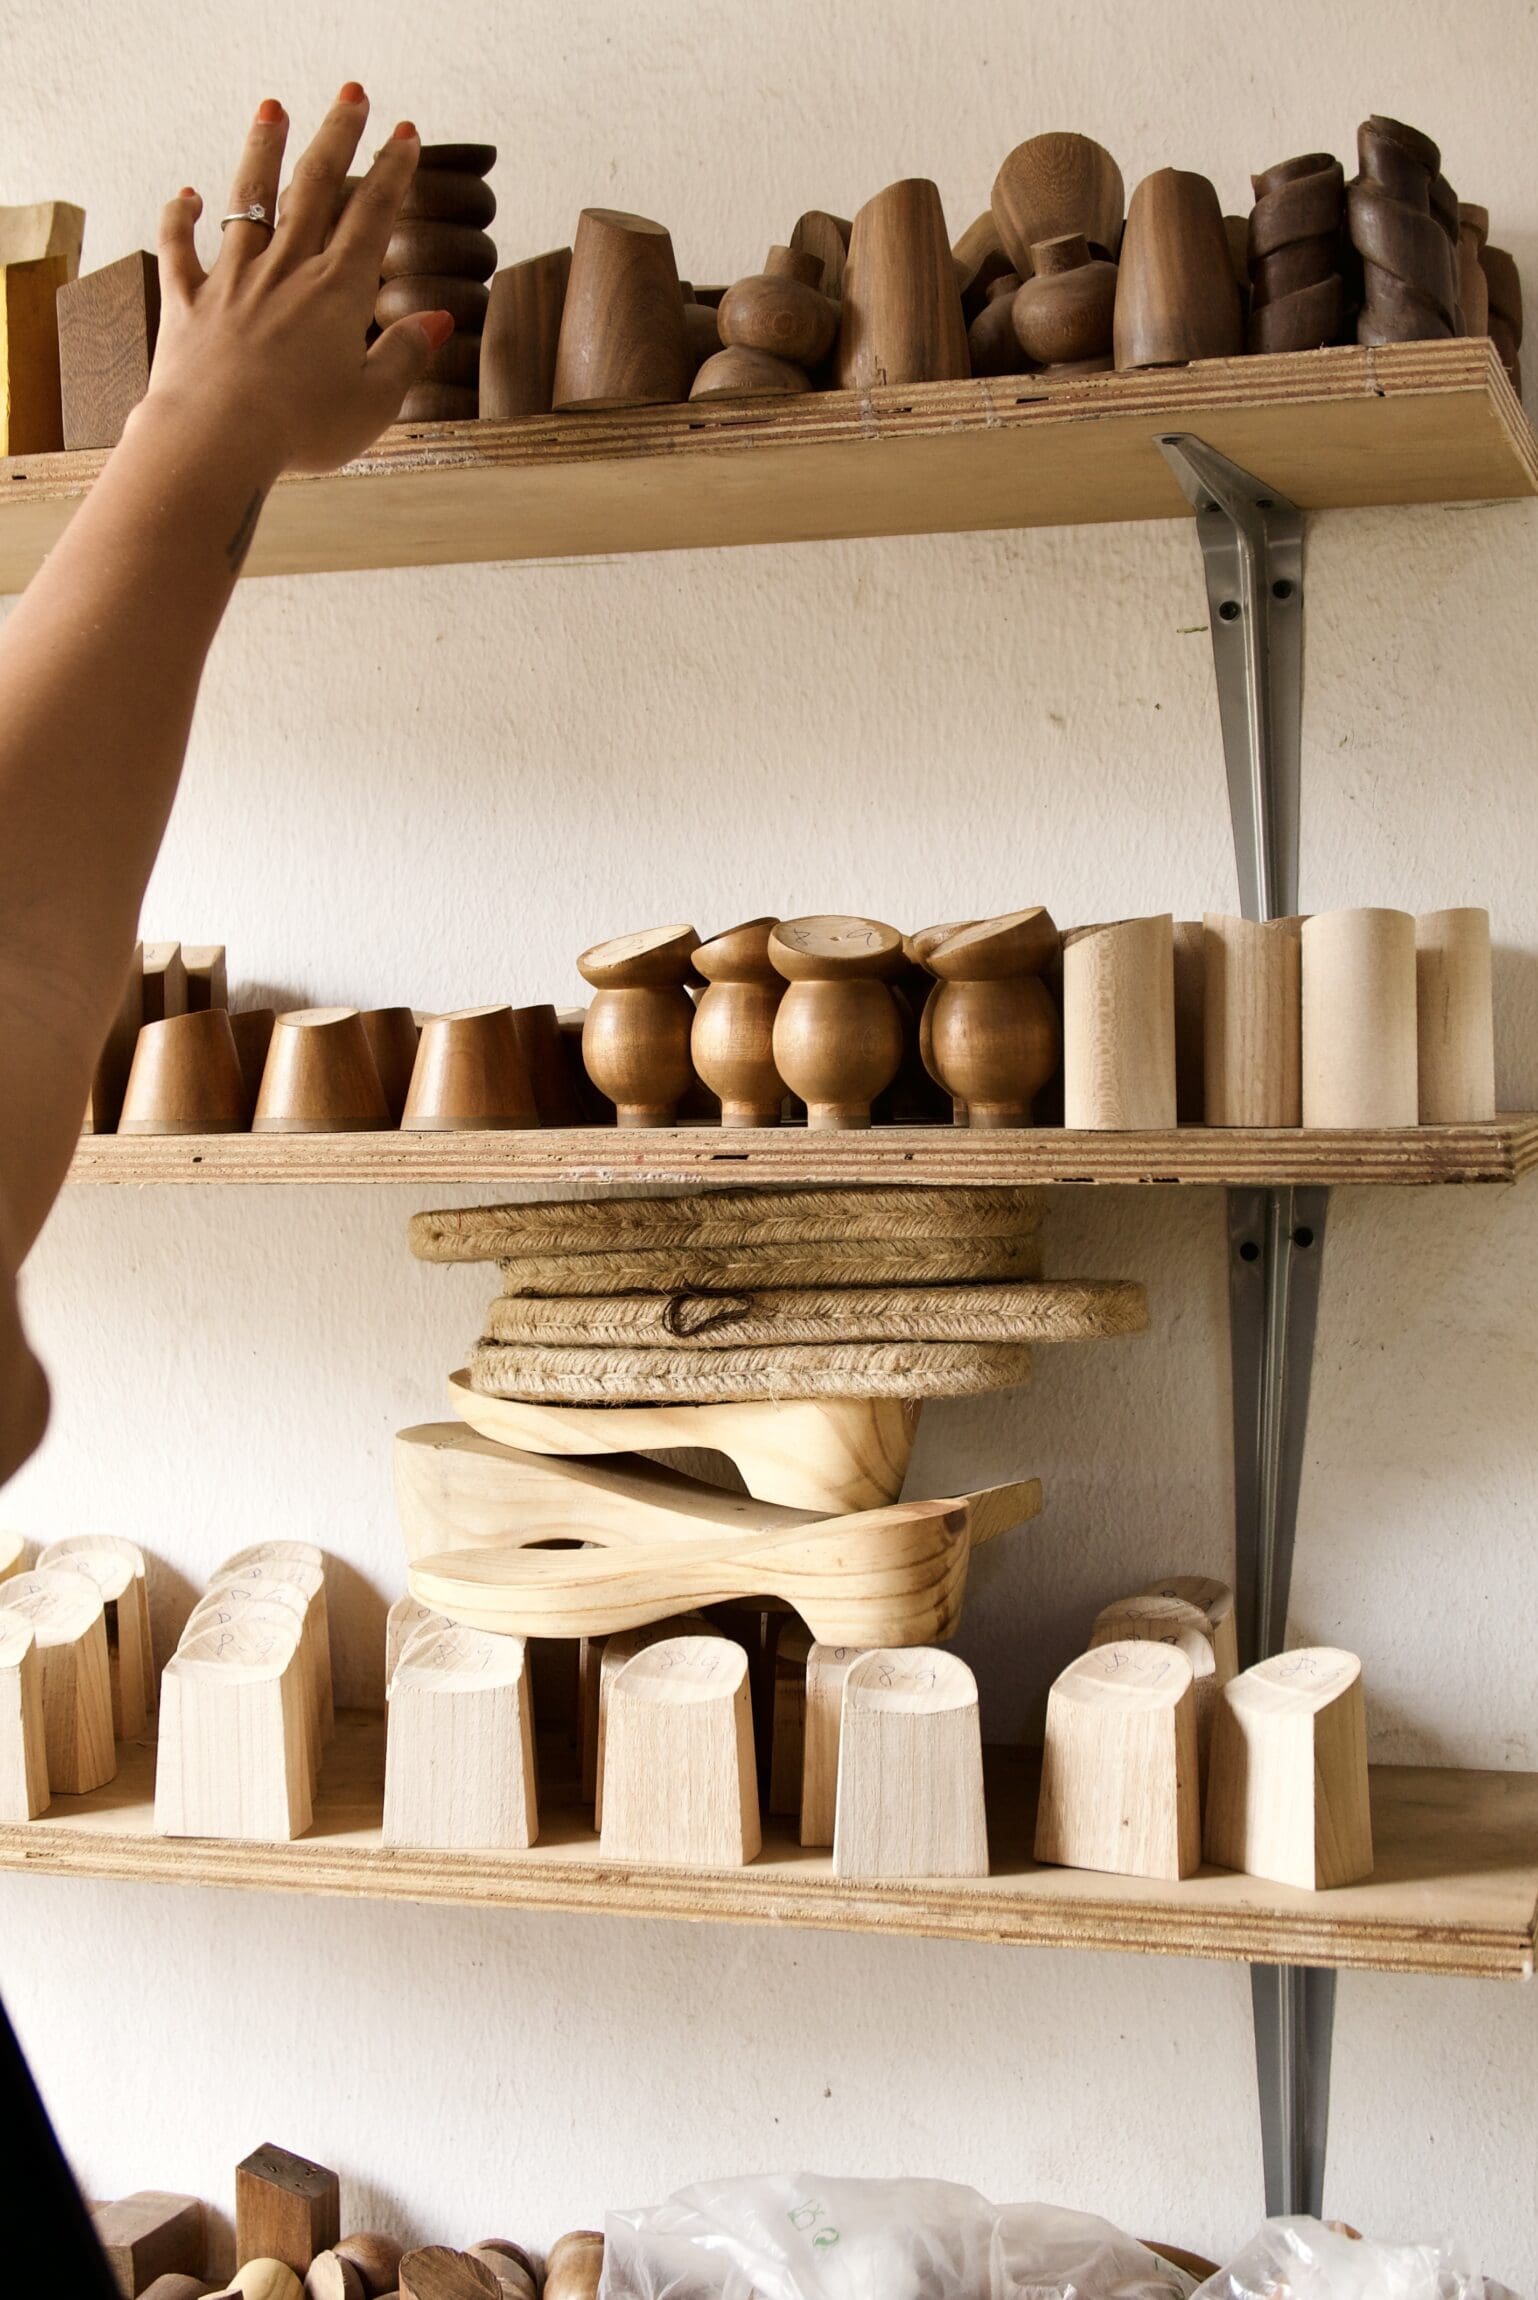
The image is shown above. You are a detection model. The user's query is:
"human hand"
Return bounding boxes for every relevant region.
[142,85,454,477]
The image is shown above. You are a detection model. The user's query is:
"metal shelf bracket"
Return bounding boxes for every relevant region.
[1158,432,1333,2220]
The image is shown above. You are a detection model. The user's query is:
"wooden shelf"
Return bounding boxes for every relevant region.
[66,1115,1538,1189]
[2,1714,1532,1978]
[3,341,1532,589]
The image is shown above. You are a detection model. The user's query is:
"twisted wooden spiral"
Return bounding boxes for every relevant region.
[1348,115,1459,345]
[1247,152,1347,353]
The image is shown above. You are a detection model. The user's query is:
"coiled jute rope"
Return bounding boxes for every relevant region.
[480,1279,1146,1348]
[467,1336,1037,1403]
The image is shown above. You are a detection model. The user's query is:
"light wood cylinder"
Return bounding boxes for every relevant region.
[552,209,691,410]
[1062,916,1177,1128]
[1415,907,1495,1122]
[1301,908,1417,1127]
[481,247,572,419]
[1202,914,1302,1126]
[835,178,969,389]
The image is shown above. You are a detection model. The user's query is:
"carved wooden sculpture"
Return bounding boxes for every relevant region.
[1247,153,1348,353]
[1013,235,1116,371]
[1348,116,1458,345]
[578,924,700,1125]
[790,210,851,303]
[768,915,906,1128]
[691,917,787,1123]
[925,908,1061,1126]
[835,180,969,389]
[1115,170,1243,368]
[480,247,570,420]
[992,134,1124,269]
[1457,205,1489,340]
[553,208,692,410]
[714,247,837,373]
[383,144,497,421]
[1035,1641,1201,1880]
[383,1619,538,1850]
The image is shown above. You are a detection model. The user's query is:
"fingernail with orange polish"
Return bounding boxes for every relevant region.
[392,119,418,141]
[257,98,284,123]
[338,81,364,104]
[418,310,454,349]
[179,186,197,200]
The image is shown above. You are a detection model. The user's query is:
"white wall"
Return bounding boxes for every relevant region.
[4,0,1538,2282]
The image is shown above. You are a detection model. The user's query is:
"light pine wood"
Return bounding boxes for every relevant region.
[833,1647,987,1879]
[1202,913,1302,1127]
[83,938,144,1134]
[449,1372,918,1512]
[236,2142,341,2278]
[800,1640,865,1846]
[553,209,691,411]
[1035,1643,1201,1881]
[155,1619,312,1842]
[836,179,968,390]
[1063,917,1177,1128]
[223,2266,305,2300]
[304,2254,365,2300]
[768,1617,812,1817]
[254,1008,391,1134]
[402,1006,537,1130]
[0,1528,22,1580]
[992,134,1124,270]
[182,1587,320,1787]
[383,1620,537,1851]
[593,1617,719,1827]
[0,1566,115,1792]
[92,2192,204,2297]
[1416,906,1496,1122]
[1205,1647,1373,1889]
[691,917,786,1126]
[1089,1596,1219,1769]
[578,924,700,1126]
[37,1534,153,1738]
[384,1593,447,1684]
[0,1615,48,1819]
[544,2234,604,2300]
[1302,909,1418,1127]
[0,199,84,273]
[768,916,906,1128]
[410,1497,972,1645]
[1135,1575,1238,1683]
[600,1636,760,1867]
[398,2250,502,2300]
[210,1549,333,1747]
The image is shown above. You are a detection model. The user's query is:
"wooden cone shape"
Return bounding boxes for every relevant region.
[481,246,571,419]
[1035,1641,1200,1880]
[253,1007,390,1133]
[836,179,968,389]
[402,1005,537,1129]
[118,1010,249,1134]
[383,1619,537,1850]
[600,1635,760,1866]
[553,208,691,410]
[833,1646,987,1878]
[358,1006,420,1123]
[691,916,786,1126]
[1204,1647,1372,1889]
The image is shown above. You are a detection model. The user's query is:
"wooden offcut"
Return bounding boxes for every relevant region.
[92,2191,204,2298]
[0,254,68,452]
[235,2144,340,2277]
[57,250,160,449]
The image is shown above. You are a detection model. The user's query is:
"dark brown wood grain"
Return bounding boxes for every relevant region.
[480,248,571,419]
[235,2144,340,2276]
[553,208,691,410]
[836,178,969,389]
[1115,169,1243,368]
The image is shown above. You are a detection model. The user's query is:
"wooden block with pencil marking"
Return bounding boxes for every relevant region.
[1034,1641,1200,1880]
[800,1640,865,1846]
[1135,1574,1237,1683]
[0,1615,48,1819]
[37,1534,153,1738]
[383,1619,538,1851]
[154,1617,312,1841]
[600,1635,760,1866]
[0,1566,115,1793]
[1090,1594,1218,1769]
[235,2145,340,2278]
[833,1646,987,1879]
[183,944,228,1012]
[92,2192,204,2298]
[57,250,161,449]
[1204,1646,1373,1889]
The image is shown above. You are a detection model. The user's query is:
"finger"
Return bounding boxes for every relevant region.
[158,188,206,301]
[326,120,422,286]
[272,82,371,266]
[361,308,452,424]
[220,98,288,267]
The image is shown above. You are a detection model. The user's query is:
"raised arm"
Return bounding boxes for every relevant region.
[0,86,452,1484]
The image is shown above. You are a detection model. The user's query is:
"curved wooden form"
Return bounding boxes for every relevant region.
[991,133,1124,270]
[1349,116,1458,346]
[600,1636,760,1868]
[690,916,786,1125]
[1013,235,1116,371]
[1035,1641,1200,1882]
[1416,905,1495,1123]
[1115,170,1243,369]
[578,924,699,1126]
[1062,916,1177,1128]
[383,1620,537,1852]
[835,180,968,390]
[768,916,905,1129]
[401,1005,537,1131]
[0,1566,114,1793]
[480,248,571,421]
[553,209,691,412]
[253,1008,390,1134]
[1205,1647,1372,1890]
[1301,908,1417,1127]
[833,1646,987,1879]
[1202,913,1302,1127]
[1247,154,1347,354]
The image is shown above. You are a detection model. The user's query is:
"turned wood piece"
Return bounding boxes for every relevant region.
[333,2236,404,2298]
[305,2257,366,2300]
[600,1634,760,1865]
[691,916,786,1125]
[1300,909,1417,1127]
[1204,1647,1373,1889]
[1013,235,1116,370]
[401,1006,537,1130]
[1115,170,1243,368]
[92,2192,204,2296]
[1171,918,1205,1123]
[253,1008,390,1133]
[0,1614,47,1819]
[1089,1594,1218,1770]
[1034,1641,1201,1881]
[467,2246,537,2300]
[480,248,571,420]
[967,274,1025,376]
[57,249,160,449]
[383,1619,537,1849]
[1457,205,1490,340]
[0,1566,114,1792]
[402,169,497,230]
[1247,153,1347,354]
[1415,907,1495,1122]
[906,919,975,1120]
[1062,916,1177,1128]
[690,344,810,399]
[1135,1574,1237,1683]
[236,2145,339,2277]
[578,923,699,1125]
[118,1010,250,1135]
[381,224,497,283]
[544,2233,604,2300]
[833,1646,987,1879]
[717,246,837,368]
[0,255,70,452]
[791,211,852,302]
[768,915,905,1128]
[1349,116,1458,345]
[357,1007,420,1124]
[378,146,496,422]
[1202,913,1302,1127]
[1482,243,1523,389]
[36,1533,153,1739]
[953,210,1014,320]
[224,2268,304,2300]
[992,133,1123,270]
[925,909,1061,1126]
[835,179,969,390]
[681,290,723,373]
[398,2251,501,2300]
[594,1617,720,1826]
[144,2279,218,2299]
[155,1618,313,1840]
[377,274,489,331]
[553,208,691,410]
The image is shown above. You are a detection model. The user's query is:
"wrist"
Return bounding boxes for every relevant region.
[125,383,289,494]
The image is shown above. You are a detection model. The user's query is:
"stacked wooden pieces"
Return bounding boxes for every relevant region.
[693,245,838,400]
[0,199,85,454]
[155,1542,333,1842]
[378,143,498,422]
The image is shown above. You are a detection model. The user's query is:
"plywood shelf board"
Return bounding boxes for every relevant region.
[2,1714,1533,1978]
[65,1116,1538,1188]
[1,342,1531,590]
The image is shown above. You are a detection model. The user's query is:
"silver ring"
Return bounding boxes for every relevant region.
[220,203,275,232]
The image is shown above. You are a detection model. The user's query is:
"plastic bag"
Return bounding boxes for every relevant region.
[598,2175,1197,2300]
[1192,2218,1519,2300]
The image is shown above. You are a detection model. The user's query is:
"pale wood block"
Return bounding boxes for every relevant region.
[92,2190,204,2297]
[83,940,143,1134]
[216,1542,333,1741]
[57,248,160,448]
[593,1615,718,1827]
[225,2266,305,2300]
[800,1640,867,1846]
[0,254,68,451]
[1062,916,1177,1128]
[183,944,228,1012]
[1035,1641,1200,1880]
[37,1534,152,1739]
[1204,1646,1373,1889]
[600,1635,760,1866]
[141,940,189,1025]
[768,1617,812,1816]
[1202,913,1302,1126]
[1135,1573,1237,1683]
[155,1619,311,1840]
[0,199,84,273]
[1416,906,1495,1122]
[235,2143,340,2276]
[185,1581,320,1783]
[1090,1594,1218,1770]
[832,1646,987,1879]
[577,1632,603,1802]
[1301,908,1417,1127]
[0,1565,115,1792]
[0,1614,49,1818]
[385,1591,447,1686]
[303,2256,365,2300]
[383,1620,538,1851]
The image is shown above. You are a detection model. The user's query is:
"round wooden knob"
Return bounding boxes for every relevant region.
[418,143,497,176]
[577,924,698,990]
[691,917,786,1127]
[578,926,700,1127]
[397,2249,501,2300]
[381,222,497,282]
[690,346,810,399]
[767,916,904,983]
[333,2235,404,2297]
[544,2232,604,2300]
[399,170,498,229]
[304,2257,365,2300]
[376,275,490,331]
[928,908,1060,981]
[1012,236,1117,367]
[718,263,837,368]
